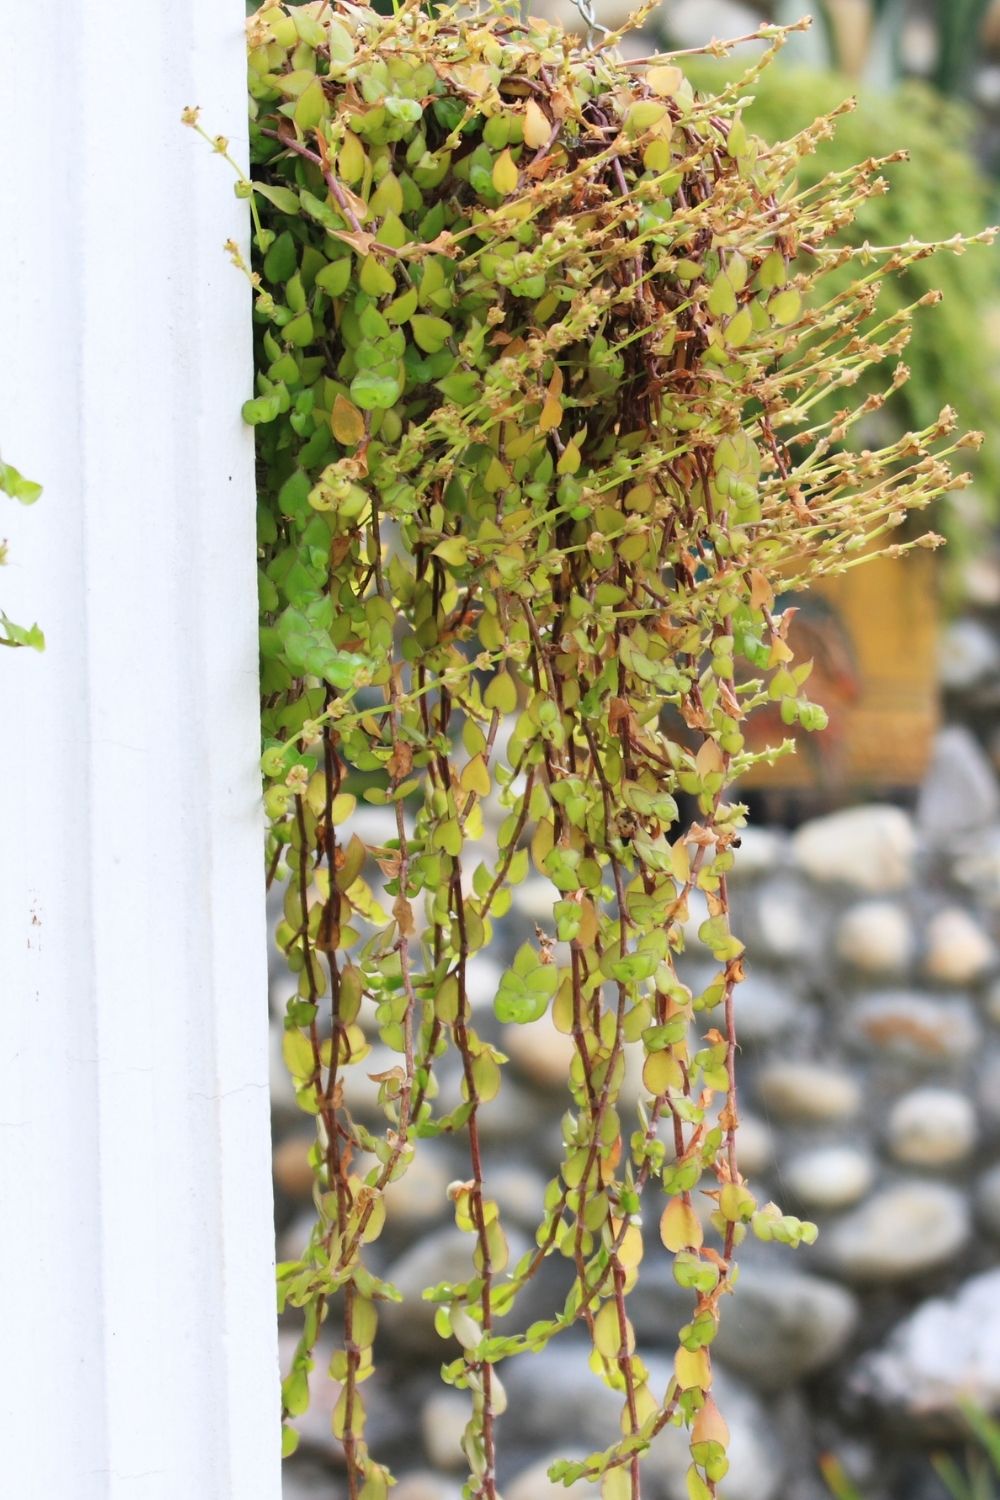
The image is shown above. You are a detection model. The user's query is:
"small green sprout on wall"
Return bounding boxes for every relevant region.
[192,3,993,1495]
[0,457,44,652]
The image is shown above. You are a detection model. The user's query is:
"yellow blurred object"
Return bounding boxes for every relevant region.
[746,550,938,792]
[824,0,875,78]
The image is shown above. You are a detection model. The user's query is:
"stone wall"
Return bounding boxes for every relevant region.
[271,707,1000,1500]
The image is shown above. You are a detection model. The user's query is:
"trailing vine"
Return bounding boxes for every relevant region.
[192,4,993,1495]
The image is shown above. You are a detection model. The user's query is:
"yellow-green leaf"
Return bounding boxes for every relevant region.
[460,754,491,797]
[338,131,366,185]
[484,672,517,713]
[359,254,395,298]
[294,77,327,132]
[659,1198,703,1252]
[492,148,519,195]
[410,313,452,353]
[282,1029,315,1080]
[647,65,683,96]
[557,441,581,475]
[331,394,366,446]
[523,99,550,149]
[675,1345,710,1391]
[433,536,468,568]
[370,171,403,217]
[769,287,802,325]
[539,391,562,433]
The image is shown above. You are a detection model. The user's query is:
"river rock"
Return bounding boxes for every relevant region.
[283,1459,346,1499]
[380,1229,475,1351]
[951,826,1000,909]
[732,970,800,1043]
[465,954,505,1013]
[276,1209,318,1265]
[506,1452,595,1500]
[737,1112,775,1176]
[962,552,1000,608]
[503,1347,783,1500]
[712,1266,859,1390]
[280,1331,403,1459]
[755,1062,861,1123]
[850,989,979,1061]
[502,1011,575,1090]
[342,1043,409,1120]
[976,1053,1000,1140]
[939,617,1000,694]
[511,876,559,925]
[420,1389,469,1471]
[819,1183,970,1283]
[484,1160,550,1230]
[273,1131,315,1201]
[986,978,1000,1026]
[887,1087,977,1167]
[782,1145,875,1210]
[654,1364,784,1500]
[852,1268,1000,1428]
[976,1163,1000,1237]
[384,1140,454,1230]
[751,878,813,964]
[835,901,913,976]
[793,806,916,893]
[917,726,1000,845]
[393,1475,463,1500]
[923,907,997,986]
[434,1068,550,1145]
[500,1341,621,1452]
[729,825,786,881]
[848,992,980,1063]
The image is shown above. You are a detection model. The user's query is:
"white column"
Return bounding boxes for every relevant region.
[0,3,282,1497]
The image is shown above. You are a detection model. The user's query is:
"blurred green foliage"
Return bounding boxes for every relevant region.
[933,1404,1000,1500]
[821,1404,1000,1500]
[687,61,1000,500]
[774,0,994,98]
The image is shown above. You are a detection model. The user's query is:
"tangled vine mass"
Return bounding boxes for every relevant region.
[193,3,993,1495]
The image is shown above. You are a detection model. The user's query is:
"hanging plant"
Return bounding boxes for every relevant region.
[192,4,991,1495]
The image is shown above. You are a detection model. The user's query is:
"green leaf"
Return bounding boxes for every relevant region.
[242,394,281,426]
[433,537,468,568]
[350,370,402,410]
[322,651,367,690]
[484,672,517,713]
[315,258,352,297]
[327,18,355,63]
[0,613,44,651]
[294,78,328,133]
[0,462,42,504]
[264,230,298,283]
[282,1367,310,1418]
[359,255,396,298]
[292,8,326,45]
[254,183,301,216]
[494,974,549,1025]
[769,287,802,325]
[284,310,314,348]
[277,469,312,520]
[410,313,452,353]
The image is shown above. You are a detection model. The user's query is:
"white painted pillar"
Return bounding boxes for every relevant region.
[0,4,282,1497]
